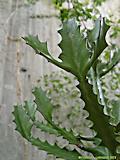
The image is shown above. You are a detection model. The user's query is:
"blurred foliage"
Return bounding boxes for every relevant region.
[110,19,120,39]
[25,0,120,41]
[37,71,93,137]
[52,0,120,38]
[52,0,108,21]
[99,46,120,102]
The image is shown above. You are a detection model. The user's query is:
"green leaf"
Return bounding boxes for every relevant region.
[52,126,79,144]
[23,19,90,78]
[23,35,52,59]
[34,121,60,136]
[13,105,33,139]
[88,17,101,43]
[110,100,120,126]
[23,101,60,136]
[95,18,110,57]
[18,100,60,136]
[82,146,110,156]
[88,17,110,64]
[24,101,36,121]
[98,49,120,77]
[30,137,81,160]
[23,35,70,73]
[80,136,102,146]
[13,105,81,160]
[58,18,90,77]
[32,87,53,123]
[32,87,79,144]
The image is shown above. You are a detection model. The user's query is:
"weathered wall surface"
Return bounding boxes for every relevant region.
[0,1,60,160]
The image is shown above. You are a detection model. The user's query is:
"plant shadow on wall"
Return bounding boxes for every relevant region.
[12,17,120,160]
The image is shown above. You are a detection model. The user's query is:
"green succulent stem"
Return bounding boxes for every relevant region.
[77,77,117,154]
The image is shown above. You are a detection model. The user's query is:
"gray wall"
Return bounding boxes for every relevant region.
[0,1,61,159]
